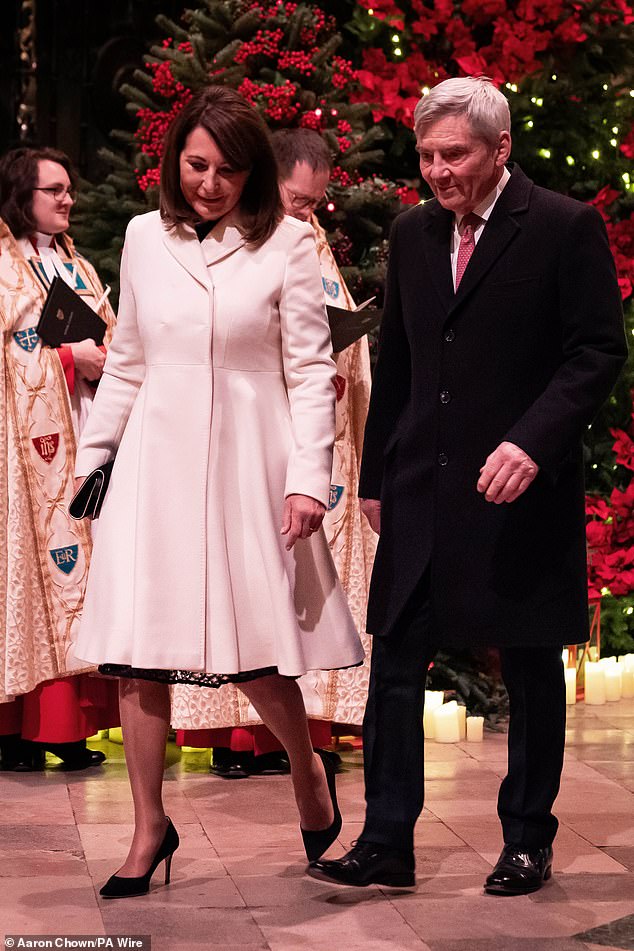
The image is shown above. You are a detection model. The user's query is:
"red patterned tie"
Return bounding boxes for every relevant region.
[455,213,481,289]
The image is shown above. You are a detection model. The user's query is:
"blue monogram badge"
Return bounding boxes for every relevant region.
[322,277,340,299]
[328,485,344,511]
[49,545,78,575]
[13,328,40,352]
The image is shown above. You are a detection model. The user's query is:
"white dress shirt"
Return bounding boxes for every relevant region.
[450,166,511,290]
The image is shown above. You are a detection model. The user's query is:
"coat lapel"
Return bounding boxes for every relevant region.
[161,222,212,290]
[161,212,248,285]
[449,165,532,315]
[202,211,247,266]
[421,203,454,314]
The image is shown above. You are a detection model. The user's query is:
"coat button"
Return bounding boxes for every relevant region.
[445,329,455,342]
[439,390,451,404]
[438,452,449,466]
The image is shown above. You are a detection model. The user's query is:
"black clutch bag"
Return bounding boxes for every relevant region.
[69,460,114,520]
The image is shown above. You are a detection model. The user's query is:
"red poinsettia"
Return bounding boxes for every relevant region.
[353,0,633,148]
[611,427,634,470]
[587,407,634,599]
[354,48,444,125]
[590,185,622,220]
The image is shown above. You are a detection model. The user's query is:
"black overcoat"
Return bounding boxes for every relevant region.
[358,165,627,648]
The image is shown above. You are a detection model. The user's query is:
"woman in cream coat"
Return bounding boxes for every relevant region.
[74,86,363,898]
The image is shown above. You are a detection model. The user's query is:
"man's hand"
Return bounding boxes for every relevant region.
[281,494,326,550]
[68,339,106,381]
[477,441,539,504]
[360,498,381,534]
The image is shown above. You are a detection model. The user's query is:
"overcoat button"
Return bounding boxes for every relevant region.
[438,453,449,466]
[439,390,451,404]
[445,329,455,342]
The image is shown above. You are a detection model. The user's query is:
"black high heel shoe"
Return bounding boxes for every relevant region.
[301,750,342,862]
[100,817,179,899]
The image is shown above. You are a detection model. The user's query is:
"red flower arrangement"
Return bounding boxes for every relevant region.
[587,405,634,600]
[354,0,632,121]
[591,187,634,303]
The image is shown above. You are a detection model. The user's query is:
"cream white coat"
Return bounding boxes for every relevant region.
[74,210,363,675]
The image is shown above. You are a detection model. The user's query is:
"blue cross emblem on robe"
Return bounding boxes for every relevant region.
[322,278,340,299]
[13,328,40,352]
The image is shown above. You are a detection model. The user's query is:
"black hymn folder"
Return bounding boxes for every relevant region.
[37,275,106,348]
[326,297,382,353]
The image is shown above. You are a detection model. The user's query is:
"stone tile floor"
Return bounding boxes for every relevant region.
[2,701,634,950]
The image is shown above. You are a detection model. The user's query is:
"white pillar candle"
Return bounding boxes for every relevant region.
[562,648,569,668]
[423,690,444,739]
[621,667,634,698]
[433,702,460,743]
[605,666,622,701]
[565,667,577,705]
[466,716,484,742]
[457,704,467,740]
[619,653,634,670]
[584,662,606,704]
[599,656,617,668]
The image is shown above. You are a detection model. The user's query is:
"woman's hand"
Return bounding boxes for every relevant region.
[281,494,326,550]
[68,339,106,380]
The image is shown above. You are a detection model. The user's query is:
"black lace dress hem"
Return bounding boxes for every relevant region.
[98,664,284,688]
[98,659,362,688]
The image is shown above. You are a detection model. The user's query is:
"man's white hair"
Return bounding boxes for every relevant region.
[413,77,511,147]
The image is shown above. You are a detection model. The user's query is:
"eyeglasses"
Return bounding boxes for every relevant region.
[282,185,325,211]
[33,185,75,201]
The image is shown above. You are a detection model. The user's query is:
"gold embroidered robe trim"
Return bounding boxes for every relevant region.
[0,219,116,702]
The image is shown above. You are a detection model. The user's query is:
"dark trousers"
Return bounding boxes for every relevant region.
[359,577,566,853]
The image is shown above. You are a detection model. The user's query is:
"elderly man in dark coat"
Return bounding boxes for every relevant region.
[310,76,627,894]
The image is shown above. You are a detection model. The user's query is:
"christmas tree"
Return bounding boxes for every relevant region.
[74,0,405,305]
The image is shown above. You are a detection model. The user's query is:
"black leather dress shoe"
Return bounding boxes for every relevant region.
[0,737,45,771]
[308,841,415,888]
[58,748,106,771]
[46,741,106,771]
[210,748,252,779]
[485,845,553,895]
[250,751,290,775]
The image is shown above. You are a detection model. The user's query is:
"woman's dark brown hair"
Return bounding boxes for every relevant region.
[160,85,283,247]
[0,146,76,239]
